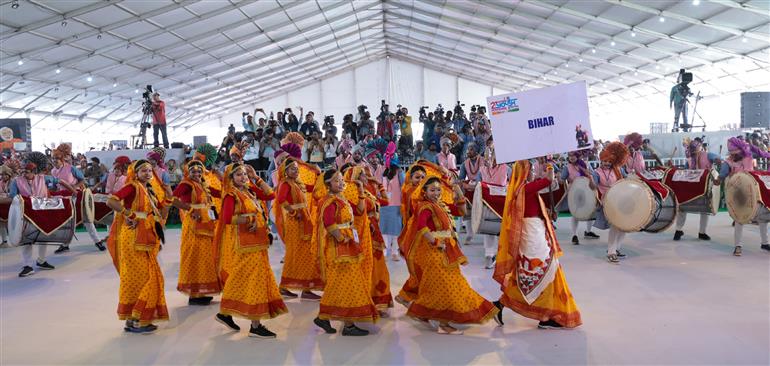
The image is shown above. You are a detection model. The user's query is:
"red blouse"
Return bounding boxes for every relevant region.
[172,182,221,204]
[113,184,137,208]
[220,188,275,225]
[524,178,550,218]
[323,201,338,227]
[415,203,462,231]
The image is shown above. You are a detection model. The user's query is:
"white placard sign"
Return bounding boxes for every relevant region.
[486,81,593,163]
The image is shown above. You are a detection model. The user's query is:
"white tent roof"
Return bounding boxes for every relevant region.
[1,0,768,132]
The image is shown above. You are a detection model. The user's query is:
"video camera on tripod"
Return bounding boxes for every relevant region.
[132,85,154,148]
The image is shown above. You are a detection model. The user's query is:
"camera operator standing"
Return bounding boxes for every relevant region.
[151,92,169,149]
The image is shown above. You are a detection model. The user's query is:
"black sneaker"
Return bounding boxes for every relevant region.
[54,245,69,254]
[124,324,158,334]
[341,325,369,336]
[313,317,336,334]
[571,235,579,245]
[733,246,742,256]
[95,240,106,251]
[36,261,55,270]
[538,319,564,329]
[673,230,684,241]
[215,313,240,331]
[249,324,277,339]
[584,231,600,239]
[616,250,626,258]
[698,233,711,241]
[761,244,770,251]
[189,296,213,305]
[18,266,34,277]
[492,300,504,326]
[280,288,298,298]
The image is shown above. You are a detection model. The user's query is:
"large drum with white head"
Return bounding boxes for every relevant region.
[471,182,506,235]
[567,177,598,221]
[7,195,76,247]
[725,172,770,224]
[603,178,677,233]
[80,188,95,223]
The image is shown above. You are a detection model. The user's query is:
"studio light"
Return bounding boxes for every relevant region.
[55,68,61,74]
[659,17,665,22]
[17,59,23,65]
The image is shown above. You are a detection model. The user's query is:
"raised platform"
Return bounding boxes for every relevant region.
[84,148,187,167]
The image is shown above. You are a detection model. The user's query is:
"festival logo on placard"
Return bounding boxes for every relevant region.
[488,96,520,115]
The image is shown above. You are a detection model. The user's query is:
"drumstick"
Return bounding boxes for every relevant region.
[668,146,678,167]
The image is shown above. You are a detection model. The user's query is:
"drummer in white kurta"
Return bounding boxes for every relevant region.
[480,146,511,269]
[3,162,76,277]
[591,142,629,264]
[560,151,600,245]
[673,139,721,242]
[718,137,770,256]
[623,132,647,176]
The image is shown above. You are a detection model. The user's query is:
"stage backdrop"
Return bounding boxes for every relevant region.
[487,81,593,163]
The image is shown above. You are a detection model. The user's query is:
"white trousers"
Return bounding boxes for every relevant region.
[675,212,708,233]
[459,217,474,242]
[734,222,769,247]
[607,226,626,255]
[83,222,101,244]
[383,234,398,256]
[21,244,47,267]
[483,234,498,257]
[570,217,595,236]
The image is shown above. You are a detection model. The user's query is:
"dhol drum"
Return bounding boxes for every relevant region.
[92,193,115,224]
[7,195,76,247]
[725,171,770,225]
[462,181,477,220]
[568,176,598,221]
[538,179,567,213]
[664,168,720,215]
[79,188,96,224]
[471,182,507,235]
[604,177,678,233]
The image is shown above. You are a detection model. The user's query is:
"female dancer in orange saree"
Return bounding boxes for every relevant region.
[394,164,426,306]
[402,177,499,334]
[214,163,287,338]
[274,157,323,299]
[172,160,221,305]
[364,173,394,315]
[493,160,582,329]
[314,169,379,336]
[106,160,169,334]
[341,165,374,292]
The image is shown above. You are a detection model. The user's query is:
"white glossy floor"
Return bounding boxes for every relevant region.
[1,213,768,365]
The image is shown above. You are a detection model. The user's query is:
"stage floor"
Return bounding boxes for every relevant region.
[1,214,768,365]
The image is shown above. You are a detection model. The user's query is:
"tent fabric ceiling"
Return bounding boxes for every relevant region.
[0,0,768,132]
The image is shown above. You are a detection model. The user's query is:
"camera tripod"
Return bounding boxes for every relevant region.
[131,109,152,149]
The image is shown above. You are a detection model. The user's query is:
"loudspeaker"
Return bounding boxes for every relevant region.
[193,136,207,147]
[681,72,693,83]
[170,142,184,149]
[741,92,770,129]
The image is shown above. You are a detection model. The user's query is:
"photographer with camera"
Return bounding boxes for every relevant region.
[342,114,358,142]
[283,108,300,132]
[299,112,321,140]
[151,92,169,148]
[323,115,337,138]
[376,113,395,141]
[420,107,435,144]
[358,110,374,141]
[242,112,256,133]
